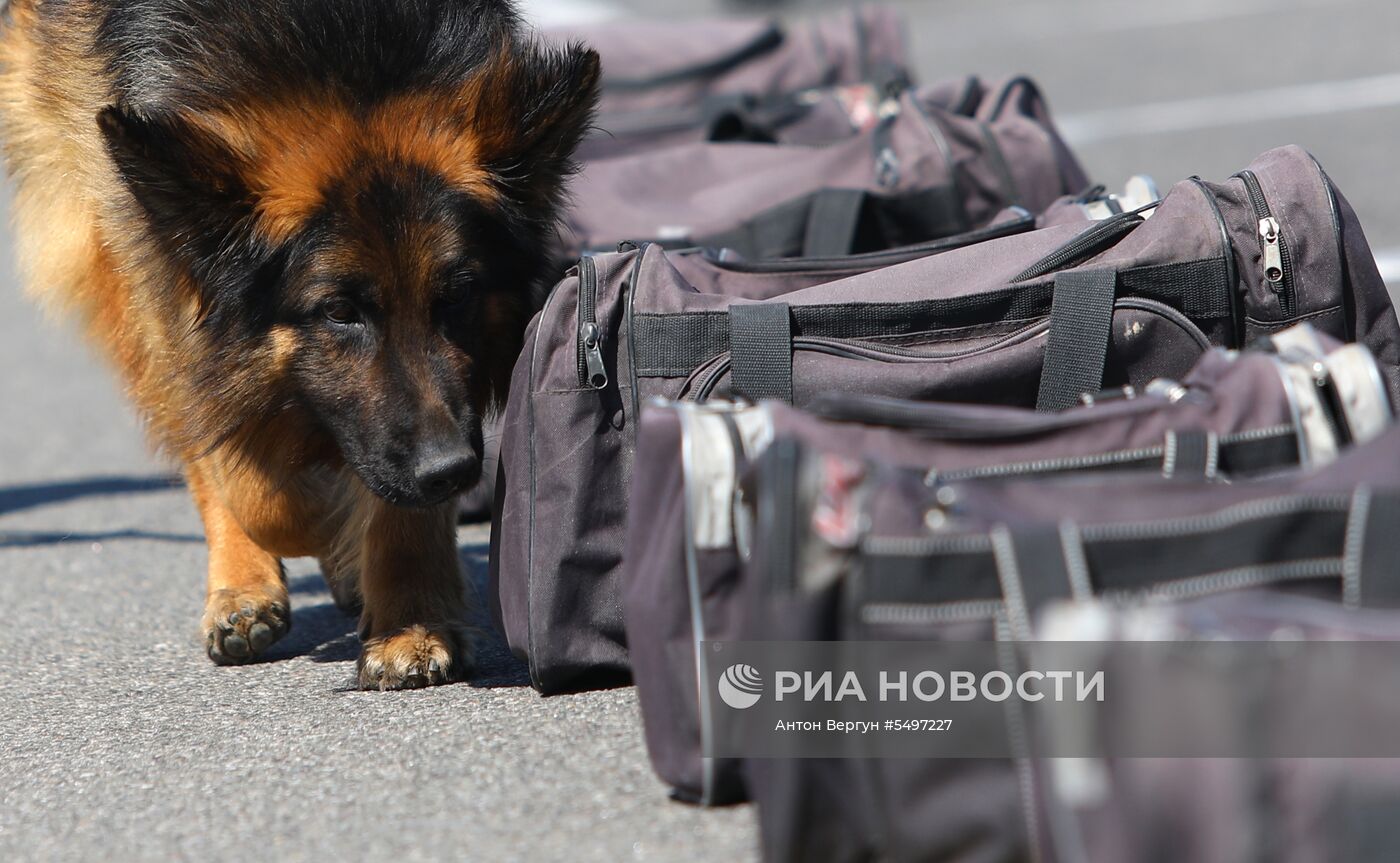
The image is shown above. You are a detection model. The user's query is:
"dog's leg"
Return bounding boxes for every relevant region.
[318,553,364,616]
[316,471,366,616]
[353,495,474,689]
[187,464,293,664]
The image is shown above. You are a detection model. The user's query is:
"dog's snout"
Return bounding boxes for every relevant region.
[414,445,480,503]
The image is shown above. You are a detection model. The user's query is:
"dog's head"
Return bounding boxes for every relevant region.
[97,38,599,506]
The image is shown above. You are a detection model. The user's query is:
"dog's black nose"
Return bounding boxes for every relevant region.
[414,447,480,503]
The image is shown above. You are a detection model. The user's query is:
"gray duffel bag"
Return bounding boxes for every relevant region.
[559,77,1089,260]
[623,325,1393,806]
[490,145,1400,693]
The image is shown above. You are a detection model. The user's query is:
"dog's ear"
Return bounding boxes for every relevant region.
[97,105,270,322]
[471,41,600,225]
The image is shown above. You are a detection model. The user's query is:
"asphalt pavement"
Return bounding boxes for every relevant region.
[5,0,1400,860]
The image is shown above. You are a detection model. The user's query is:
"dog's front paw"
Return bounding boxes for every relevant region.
[202,588,291,664]
[357,624,474,690]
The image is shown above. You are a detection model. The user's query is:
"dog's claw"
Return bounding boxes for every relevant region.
[357,624,472,690]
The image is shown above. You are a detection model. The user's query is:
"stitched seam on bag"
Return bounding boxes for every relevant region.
[1244,304,1344,328]
[940,445,1165,481]
[991,526,1034,642]
[1060,521,1094,600]
[1342,486,1372,609]
[1222,425,1295,444]
[1100,558,1340,602]
[994,610,1047,863]
[863,494,1346,556]
[857,318,1045,346]
[536,383,637,396]
[863,534,994,555]
[1081,495,1350,542]
[930,427,1296,485]
[859,599,1004,625]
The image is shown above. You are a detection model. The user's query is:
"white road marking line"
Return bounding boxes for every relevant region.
[1081,0,1347,34]
[916,0,1351,39]
[1060,73,1400,142]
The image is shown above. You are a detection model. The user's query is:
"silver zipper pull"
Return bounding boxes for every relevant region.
[581,322,608,389]
[1258,217,1284,286]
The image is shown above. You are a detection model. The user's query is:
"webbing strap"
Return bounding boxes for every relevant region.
[992,524,1077,641]
[728,302,793,403]
[802,189,866,257]
[1357,490,1400,608]
[1219,431,1297,475]
[1163,429,1218,479]
[699,197,811,262]
[1035,269,1118,412]
[694,185,968,261]
[631,257,1230,379]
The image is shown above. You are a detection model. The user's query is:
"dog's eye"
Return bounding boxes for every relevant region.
[323,299,362,326]
[440,277,473,310]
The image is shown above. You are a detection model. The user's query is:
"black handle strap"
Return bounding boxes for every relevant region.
[1036,269,1119,413]
[1350,488,1400,609]
[694,184,969,261]
[1163,429,1219,479]
[728,302,793,403]
[802,189,867,257]
[601,23,784,92]
[991,522,1090,641]
[696,189,863,261]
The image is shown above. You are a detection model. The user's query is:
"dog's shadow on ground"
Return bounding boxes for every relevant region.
[0,474,180,517]
[266,536,531,688]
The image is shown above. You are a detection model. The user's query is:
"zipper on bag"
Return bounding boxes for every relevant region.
[702,208,1034,275]
[1236,169,1296,316]
[1011,208,1145,282]
[577,255,608,389]
[685,324,1045,402]
[1305,355,1352,446]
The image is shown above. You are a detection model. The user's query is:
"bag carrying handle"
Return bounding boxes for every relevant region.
[1345,487,1400,609]
[600,22,784,92]
[990,487,1400,641]
[697,184,970,261]
[728,301,793,404]
[1035,269,1119,412]
[723,268,1121,410]
[991,523,1087,642]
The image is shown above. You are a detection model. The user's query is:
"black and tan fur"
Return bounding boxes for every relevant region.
[0,0,598,688]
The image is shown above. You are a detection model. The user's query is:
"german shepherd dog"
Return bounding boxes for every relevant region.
[0,0,599,688]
